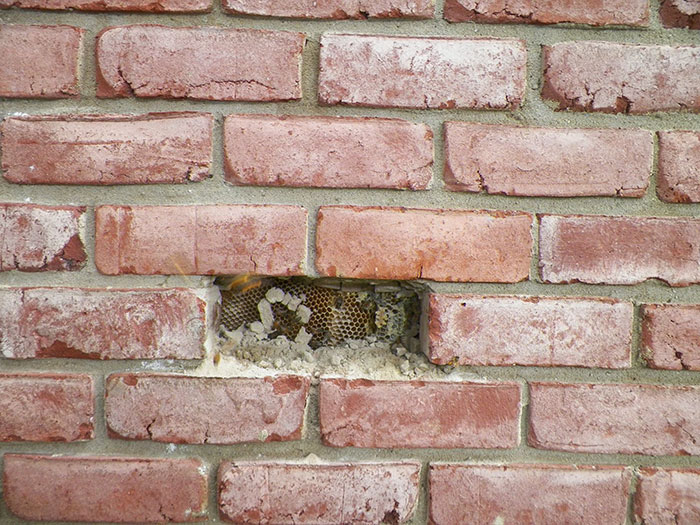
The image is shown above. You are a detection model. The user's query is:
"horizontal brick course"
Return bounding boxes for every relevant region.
[660,0,700,29]
[635,468,700,524]
[657,131,700,203]
[641,304,700,371]
[223,0,434,18]
[0,0,210,10]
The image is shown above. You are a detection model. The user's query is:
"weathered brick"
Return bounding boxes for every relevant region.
[96,26,304,101]
[106,374,309,443]
[0,288,208,359]
[219,461,420,524]
[0,25,82,98]
[3,455,208,522]
[660,0,700,29]
[444,0,648,25]
[223,114,433,190]
[543,42,700,113]
[95,204,307,275]
[223,0,434,18]
[539,214,700,286]
[316,206,532,282]
[0,203,86,272]
[529,382,700,455]
[1,113,212,185]
[635,468,700,524]
[444,123,652,197]
[0,0,209,10]
[320,378,521,448]
[0,373,93,442]
[641,304,700,371]
[429,464,630,525]
[657,131,700,203]
[425,294,632,368]
[319,34,526,109]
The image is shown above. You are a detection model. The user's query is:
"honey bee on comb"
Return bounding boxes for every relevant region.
[215,274,266,294]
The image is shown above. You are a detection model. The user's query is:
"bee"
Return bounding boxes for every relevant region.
[215,273,265,294]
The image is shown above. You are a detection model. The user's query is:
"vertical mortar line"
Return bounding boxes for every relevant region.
[648,0,663,30]
[518,379,531,452]
[207,458,220,525]
[648,129,660,207]
[529,211,541,285]
[630,302,646,369]
[434,0,446,20]
[83,204,99,275]
[523,28,550,127]
[79,21,98,102]
[305,203,320,278]
[300,29,321,110]
[93,371,107,442]
[303,381,322,444]
[429,116,445,192]
[626,466,641,525]
[411,459,431,525]
[210,111,225,192]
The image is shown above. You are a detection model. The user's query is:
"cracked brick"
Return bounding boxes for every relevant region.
[641,304,700,371]
[635,468,700,524]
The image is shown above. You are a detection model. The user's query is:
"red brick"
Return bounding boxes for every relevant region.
[539,214,700,286]
[96,26,304,101]
[0,203,86,272]
[660,0,700,29]
[0,373,93,442]
[320,378,521,448]
[1,113,212,185]
[319,34,526,109]
[543,42,700,113]
[106,374,309,444]
[223,114,433,190]
[444,0,648,25]
[316,206,532,282]
[528,382,700,455]
[219,461,420,524]
[429,464,630,525]
[0,0,209,10]
[3,455,208,522]
[223,0,433,18]
[0,25,82,98]
[641,304,700,371]
[658,131,700,203]
[444,123,652,197]
[425,294,632,368]
[95,204,307,275]
[0,288,208,359]
[635,468,700,524]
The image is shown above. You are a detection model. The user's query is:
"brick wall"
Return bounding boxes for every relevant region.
[1,0,700,523]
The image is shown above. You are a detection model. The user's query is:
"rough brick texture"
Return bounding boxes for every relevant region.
[429,464,630,525]
[223,114,433,189]
[657,131,700,203]
[106,374,309,443]
[635,468,700,524]
[319,34,526,109]
[95,204,307,275]
[218,461,420,524]
[3,455,208,522]
[320,378,521,448]
[0,25,82,98]
[443,123,652,197]
[0,288,208,359]
[316,206,532,282]
[0,203,86,272]
[543,42,700,113]
[0,373,93,442]
[223,0,434,18]
[444,0,648,25]
[424,294,632,368]
[0,0,209,10]
[539,214,700,286]
[96,26,304,101]
[660,0,700,28]
[529,382,700,455]
[1,113,212,185]
[641,304,700,371]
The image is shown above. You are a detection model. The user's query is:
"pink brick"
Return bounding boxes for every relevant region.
[444,0,648,25]
[529,382,700,455]
[660,0,700,29]
[219,461,420,524]
[319,34,526,109]
[95,204,307,275]
[320,378,521,448]
[3,455,208,522]
[223,114,433,190]
[658,131,700,203]
[543,42,700,113]
[0,0,209,10]
[641,304,700,371]
[0,25,82,98]
[429,464,630,525]
[424,294,632,368]
[106,374,309,444]
[96,26,304,101]
[223,0,434,18]
[0,203,86,272]
[635,468,700,524]
[1,113,212,185]
[316,206,532,282]
[0,373,93,442]
[0,288,208,359]
[444,123,652,197]
[539,214,700,286]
